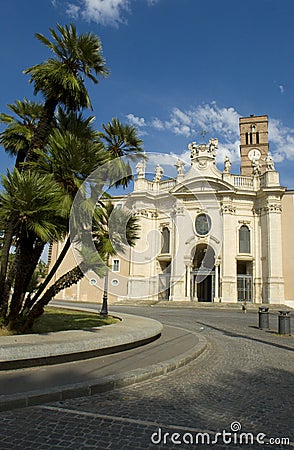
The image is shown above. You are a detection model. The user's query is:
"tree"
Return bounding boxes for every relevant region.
[29,114,144,306]
[26,111,110,305]
[0,98,44,169]
[98,118,144,188]
[93,202,140,316]
[0,23,143,332]
[0,99,44,307]
[0,23,108,330]
[0,169,70,329]
[19,202,140,331]
[24,23,109,158]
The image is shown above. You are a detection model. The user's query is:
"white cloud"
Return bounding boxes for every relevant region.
[147,0,159,5]
[279,84,285,94]
[269,119,294,161]
[66,3,80,19]
[164,107,195,137]
[127,102,294,163]
[126,113,146,127]
[151,118,164,130]
[66,0,160,27]
[150,103,240,142]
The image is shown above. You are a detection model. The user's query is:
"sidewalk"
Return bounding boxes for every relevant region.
[0,313,163,369]
[0,306,207,412]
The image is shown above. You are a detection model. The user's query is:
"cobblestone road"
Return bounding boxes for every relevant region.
[0,307,293,450]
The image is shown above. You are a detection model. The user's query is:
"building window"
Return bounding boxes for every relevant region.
[161,227,170,253]
[239,225,250,253]
[195,213,211,236]
[112,259,120,272]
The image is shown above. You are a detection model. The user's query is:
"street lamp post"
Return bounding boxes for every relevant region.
[100,264,109,317]
[100,253,111,317]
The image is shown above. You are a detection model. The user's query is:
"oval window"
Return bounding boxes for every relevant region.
[195,213,211,236]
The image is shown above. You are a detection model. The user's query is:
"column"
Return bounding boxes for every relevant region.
[186,265,191,300]
[214,263,219,302]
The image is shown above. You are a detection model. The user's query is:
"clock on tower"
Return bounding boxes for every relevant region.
[239,115,269,176]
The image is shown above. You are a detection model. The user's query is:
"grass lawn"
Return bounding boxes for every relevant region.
[0,307,119,335]
[33,307,119,333]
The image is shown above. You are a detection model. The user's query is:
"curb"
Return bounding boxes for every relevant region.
[0,313,162,370]
[0,330,207,412]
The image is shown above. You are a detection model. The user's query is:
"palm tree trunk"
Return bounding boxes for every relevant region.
[7,231,44,330]
[26,97,57,162]
[30,236,71,305]
[0,220,16,320]
[21,264,85,333]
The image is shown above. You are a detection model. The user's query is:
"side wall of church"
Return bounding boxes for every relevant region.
[281,191,294,306]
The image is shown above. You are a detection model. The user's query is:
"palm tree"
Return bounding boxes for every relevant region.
[99,118,144,159]
[21,201,140,328]
[20,246,105,332]
[0,169,70,330]
[0,98,43,168]
[1,21,108,303]
[24,23,109,158]
[29,115,144,306]
[0,99,44,312]
[98,118,145,188]
[93,202,140,316]
[26,111,110,305]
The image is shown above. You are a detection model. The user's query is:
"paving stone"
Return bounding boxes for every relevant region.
[0,307,292,449]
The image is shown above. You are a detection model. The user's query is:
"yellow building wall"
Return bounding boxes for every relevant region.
[281,191,294,302]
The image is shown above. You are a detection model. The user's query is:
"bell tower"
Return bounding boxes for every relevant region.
[239,115,269,176]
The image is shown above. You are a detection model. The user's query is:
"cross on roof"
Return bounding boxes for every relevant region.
[199,130,207,143]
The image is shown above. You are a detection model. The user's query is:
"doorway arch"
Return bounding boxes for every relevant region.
[191,244,215,302]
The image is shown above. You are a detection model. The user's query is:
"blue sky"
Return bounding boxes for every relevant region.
[1,0,294,188]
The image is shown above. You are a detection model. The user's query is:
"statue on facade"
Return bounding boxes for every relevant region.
[153,164,164,182]
[174,159,185,176]
[188,141,198,158]
[252,158,261,176]
[135,160,146,178]
[223,155,231,173]
[209,138,218,155]
[264,154,275,171]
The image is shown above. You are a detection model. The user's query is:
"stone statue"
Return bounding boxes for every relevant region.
[209,138,218,152]
[188,141,198,158]
[136,160,145,178]
[174,159,185,176]
[252,158,261,176]
[153,164,164,182]
[224,155,231,173]
[264,154,275,171]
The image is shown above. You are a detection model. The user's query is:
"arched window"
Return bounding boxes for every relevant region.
[239,225,250,253]
[161,227,170,253]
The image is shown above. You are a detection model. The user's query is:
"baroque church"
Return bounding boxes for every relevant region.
[49,115,294,308]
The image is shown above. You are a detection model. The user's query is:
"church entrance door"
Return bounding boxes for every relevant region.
[191,244,215,302]
[191,271,214,302]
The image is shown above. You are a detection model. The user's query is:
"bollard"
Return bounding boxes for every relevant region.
[258,307,269,330]
[278,311,291,335]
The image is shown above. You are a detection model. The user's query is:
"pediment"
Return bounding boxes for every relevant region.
[170,177,234,195]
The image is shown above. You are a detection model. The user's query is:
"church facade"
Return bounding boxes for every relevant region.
[50,115,294,308]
